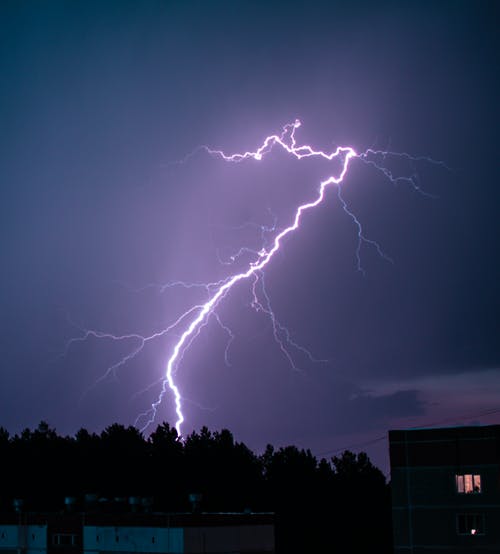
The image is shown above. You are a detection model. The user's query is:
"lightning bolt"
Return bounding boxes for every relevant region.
[134,120,358,435]
[64,119,442,437]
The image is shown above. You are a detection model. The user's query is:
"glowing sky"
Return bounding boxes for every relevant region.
[0,0,498,470]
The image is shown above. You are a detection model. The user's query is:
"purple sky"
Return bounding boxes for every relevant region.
[1,1,499,472]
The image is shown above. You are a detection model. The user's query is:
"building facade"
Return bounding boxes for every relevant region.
[0,512,274,554]
[389,424,500,553]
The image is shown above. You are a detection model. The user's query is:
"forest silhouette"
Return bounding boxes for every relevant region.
[0,421,392,553]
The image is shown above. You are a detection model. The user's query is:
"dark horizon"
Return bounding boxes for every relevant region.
[0,420,393,552]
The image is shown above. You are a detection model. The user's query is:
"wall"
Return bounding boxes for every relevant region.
[83,526,183,554]
[0,524,47,554]
[184,524,275,554]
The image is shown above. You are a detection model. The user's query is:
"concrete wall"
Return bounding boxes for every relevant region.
[0,524,47,554]
[390,426,500,553]
[184,525,275,553]
[83,526,183,554]
[0,520,274,554]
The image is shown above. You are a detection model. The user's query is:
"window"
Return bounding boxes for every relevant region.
[52,534,79,547]
[457,514,484,535]
[456,474,481,494]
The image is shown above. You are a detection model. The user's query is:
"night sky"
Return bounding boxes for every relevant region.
[1,0,499,471]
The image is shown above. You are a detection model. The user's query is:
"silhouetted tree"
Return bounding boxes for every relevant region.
[0,422,392,553]
[330,450,392,552]
[149,422,184,509]
[184,427,262,511]
[9,422,73,510]
[98,424,148,496]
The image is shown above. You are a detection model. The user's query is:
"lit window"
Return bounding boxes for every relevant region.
[457,514,484,535]
[456,474,481,494]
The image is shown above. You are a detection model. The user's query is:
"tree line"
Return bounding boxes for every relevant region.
[0,421,392,553]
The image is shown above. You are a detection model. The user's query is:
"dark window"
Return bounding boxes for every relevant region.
[52,534,79,547]
[151,537,155,544]
[457,514,485,535]
[115,536,119,543]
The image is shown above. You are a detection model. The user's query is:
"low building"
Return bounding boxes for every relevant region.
[0,510,274,554]
[389,424,500,553]
[0,519,47,554]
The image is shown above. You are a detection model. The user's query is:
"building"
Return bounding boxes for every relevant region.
[389,424,500,553]
[0,508,274,554]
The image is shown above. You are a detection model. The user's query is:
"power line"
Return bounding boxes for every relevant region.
[317,406,500,458]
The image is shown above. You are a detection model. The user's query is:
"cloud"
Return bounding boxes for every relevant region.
[350,389,426,421]
[362,367,500,429]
